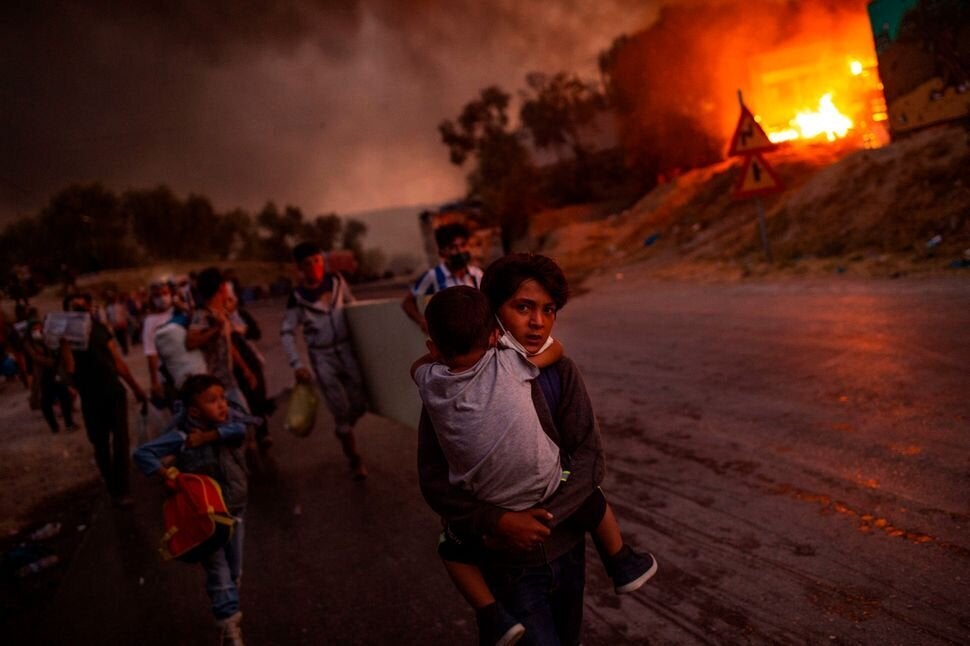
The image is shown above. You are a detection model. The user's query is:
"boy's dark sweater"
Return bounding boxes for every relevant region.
[417,356,605,568]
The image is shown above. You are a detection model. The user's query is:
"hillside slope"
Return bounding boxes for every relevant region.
[536,125,969,279]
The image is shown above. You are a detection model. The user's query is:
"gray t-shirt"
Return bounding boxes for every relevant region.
[414,347,561,511]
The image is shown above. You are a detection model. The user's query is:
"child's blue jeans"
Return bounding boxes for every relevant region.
[200,515,244,619]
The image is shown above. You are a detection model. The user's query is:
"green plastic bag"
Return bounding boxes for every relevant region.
[286,382,319,437]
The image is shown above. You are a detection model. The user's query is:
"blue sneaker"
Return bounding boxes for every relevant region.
[476,602,525,646]
[607,545,658,594]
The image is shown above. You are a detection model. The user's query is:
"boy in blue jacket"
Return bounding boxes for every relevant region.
[134,374,255,646]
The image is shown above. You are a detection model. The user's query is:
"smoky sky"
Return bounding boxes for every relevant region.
[1,0,659,221]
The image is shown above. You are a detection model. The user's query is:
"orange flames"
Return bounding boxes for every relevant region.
[746,51,889,149]
[765,92,854,143]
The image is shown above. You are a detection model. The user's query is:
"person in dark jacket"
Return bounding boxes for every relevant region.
[419,254,631,645]
[63,293,148,506]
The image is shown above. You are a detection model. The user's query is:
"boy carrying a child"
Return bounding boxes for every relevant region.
[412,286,657,646]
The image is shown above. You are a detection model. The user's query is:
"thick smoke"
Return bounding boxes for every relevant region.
[0,0,658,221]
[607,1,875,173]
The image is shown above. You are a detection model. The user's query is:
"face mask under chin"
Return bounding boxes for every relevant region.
[494,315,554,357]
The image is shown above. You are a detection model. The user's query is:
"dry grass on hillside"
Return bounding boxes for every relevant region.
[537,125,969,280]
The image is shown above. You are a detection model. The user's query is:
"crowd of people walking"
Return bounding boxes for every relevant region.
[4,229,657,646]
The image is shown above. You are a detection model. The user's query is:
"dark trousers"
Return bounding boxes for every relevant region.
[483,539,587,646]
[80,394,130,497]
[41,381,74,432]
[113,327,129,355]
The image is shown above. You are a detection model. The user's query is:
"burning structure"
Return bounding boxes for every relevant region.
[743,35,887,148]
[602,0,967,179]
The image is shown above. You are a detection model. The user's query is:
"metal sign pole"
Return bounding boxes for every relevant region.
[756,197,773,263]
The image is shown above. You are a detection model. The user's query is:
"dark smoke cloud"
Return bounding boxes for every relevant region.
[1,0,657,221]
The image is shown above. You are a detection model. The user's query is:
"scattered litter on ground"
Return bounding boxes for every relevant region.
[30,522,62,541]
[16,554,59,578]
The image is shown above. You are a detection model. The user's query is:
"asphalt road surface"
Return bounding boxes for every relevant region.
[38,275,970,645]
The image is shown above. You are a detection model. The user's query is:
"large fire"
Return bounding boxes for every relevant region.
[747,50,889,149]
[765,93,854,144]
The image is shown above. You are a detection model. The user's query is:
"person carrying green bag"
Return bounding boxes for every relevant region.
[280,241,369,479]
[285,381,319,437]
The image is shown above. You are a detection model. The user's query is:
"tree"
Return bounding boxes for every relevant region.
[341,218,368,258]
[302,213,342,251]
[182,194,222,258]
[40,183,137,273]
[519,72,606,160]
[257,202,304,261]
[125,185,184,259]
[220,208,258,260]
[439,86,541,250]
[439,86,516,166]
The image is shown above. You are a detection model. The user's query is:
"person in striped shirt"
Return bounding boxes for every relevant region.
[402,223,484,334]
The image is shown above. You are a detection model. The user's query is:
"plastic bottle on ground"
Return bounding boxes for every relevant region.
[16,554,59,577]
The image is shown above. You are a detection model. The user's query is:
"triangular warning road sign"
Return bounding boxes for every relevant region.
[733,153,783,198]
[728,105,777,156]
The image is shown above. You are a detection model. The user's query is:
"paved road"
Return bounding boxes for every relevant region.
[39,275,970,644]
[562,273,970,645]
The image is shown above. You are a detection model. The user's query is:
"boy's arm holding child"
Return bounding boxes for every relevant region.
[527,338,563,368]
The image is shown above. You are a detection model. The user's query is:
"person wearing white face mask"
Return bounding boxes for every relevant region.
[142,281,176,407]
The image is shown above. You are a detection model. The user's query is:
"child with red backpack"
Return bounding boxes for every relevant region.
[133,374,254,645]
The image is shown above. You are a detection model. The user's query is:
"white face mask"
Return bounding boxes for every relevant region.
[495,315,554,357]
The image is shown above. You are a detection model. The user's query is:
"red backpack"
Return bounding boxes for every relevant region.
[159,472,235,562]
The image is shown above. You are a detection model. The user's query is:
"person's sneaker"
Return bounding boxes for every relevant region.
[476,603,525,646]
[607,545,658,594]
[218,611,244,646]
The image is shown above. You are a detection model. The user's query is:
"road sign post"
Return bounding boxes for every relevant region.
[756,198,773,264]
[729,91,783,263]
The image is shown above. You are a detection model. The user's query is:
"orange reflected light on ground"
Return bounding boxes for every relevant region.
[774,483,936,545]
[888,444,923,457]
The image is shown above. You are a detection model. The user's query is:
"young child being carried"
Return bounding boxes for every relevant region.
[411,286,657,646]
[133,374,253,646]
